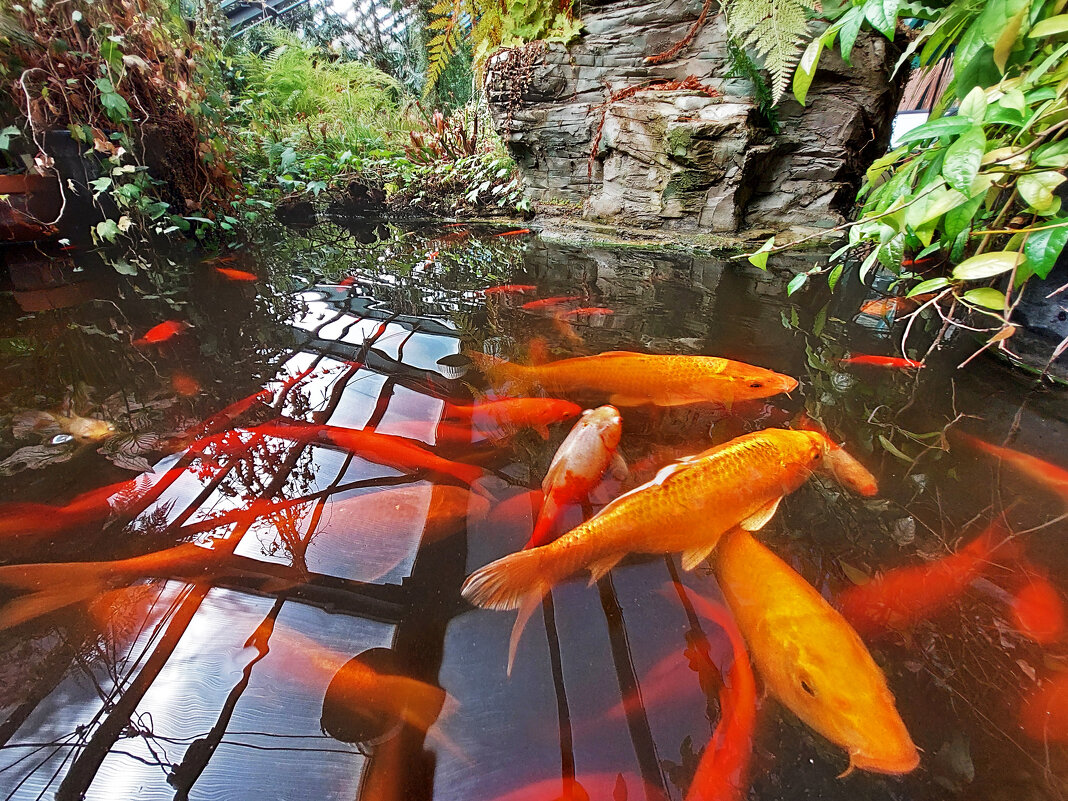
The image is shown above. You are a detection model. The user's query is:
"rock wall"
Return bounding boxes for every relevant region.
[484,0,905,233]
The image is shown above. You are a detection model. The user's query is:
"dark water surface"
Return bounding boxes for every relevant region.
[1,219,1067,801]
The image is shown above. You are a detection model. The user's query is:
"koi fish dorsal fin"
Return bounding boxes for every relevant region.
[593,351,639,358]
[739,497,782,532]
[681,544,716,571]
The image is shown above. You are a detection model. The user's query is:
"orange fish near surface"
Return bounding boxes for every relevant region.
[839,354,924,369]
[133,320,189,347]
[1009,568,1066,645]
[469,350,798,408]
[837,523,1007,636]
[462,429,878,665]
[520,295,583,311]
[683,588,757,801]
[445,397,582,439]
[482,284,537,295]
[558,307,614,318]
[955,431,1068,503]
[715,527,919,775]
[494,228,531,237]
[215,266,259,282]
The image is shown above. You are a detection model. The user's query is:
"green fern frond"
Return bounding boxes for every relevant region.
[425,0,470,96]
[725,0,819,105]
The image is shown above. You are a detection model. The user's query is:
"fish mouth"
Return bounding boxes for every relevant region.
[848,743,920,775]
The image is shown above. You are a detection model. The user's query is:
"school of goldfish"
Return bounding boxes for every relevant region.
[5,261,1068,801]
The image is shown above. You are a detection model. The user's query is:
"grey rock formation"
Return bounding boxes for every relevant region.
[484,0,905,233]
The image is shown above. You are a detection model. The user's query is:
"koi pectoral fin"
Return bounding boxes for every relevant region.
[739,497,782,532]
[681,544,716,571]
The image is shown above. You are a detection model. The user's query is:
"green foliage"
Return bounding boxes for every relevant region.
[725,0,820,105]
[424,0,581,96]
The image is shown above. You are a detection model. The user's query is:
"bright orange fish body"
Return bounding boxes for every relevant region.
[1021,672,1068,742]
[133,320,189,346]
[956,431,1068,503]
[446,398,582,439]
[471,350,798,407]
[215,266,259,282]
[462,428,876,620]
[715,527,919,775]
[527,405,625,549]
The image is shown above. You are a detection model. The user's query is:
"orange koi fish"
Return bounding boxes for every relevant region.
[1021,672,1068,742]
[482,284,537,295]
[558,307,614,318]
[462,429,877,669]
[251,422,486,487]
[521,295,583,311]
[837,523,1007,636]
[445,398,582,439]
[215,266,259,282]
[485,773,650,801]
[527,405,625,549]
[0,542,280,630]
[715,527,918,775]
[684,589,757,801]
[133,320,190,347]
[839,354,924,369]
[494,229,531,237]
[469,351,798,408]
[338,276,357,287]
[955,431,1068,503]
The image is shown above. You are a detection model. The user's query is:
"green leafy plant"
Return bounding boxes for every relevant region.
[726,0,821,104]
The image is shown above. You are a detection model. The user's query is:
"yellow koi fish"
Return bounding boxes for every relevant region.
[714,527,919,775]
[469,350,797,407]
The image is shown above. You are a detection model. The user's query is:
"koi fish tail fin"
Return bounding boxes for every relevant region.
[0,562,110,630]
[397,679,448,733]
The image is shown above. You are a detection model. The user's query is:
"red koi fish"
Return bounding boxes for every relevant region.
[250,422,486,487]
[133,320,190,347]
[839,355,924,369]
[445,398,582,439]
[684,589,757,801]
[837,523,1008,636]
[426,251,439,261]
[558,307,614,318]
[520,295,583,311]
[1009,569,1065,645]
[338,276,357,287]
[215,267,259,282]
[482,284,537,295]
[494,229,531,237]
[1021,672,1068,742]
[527,405,625,550]
[955,431,1068,503]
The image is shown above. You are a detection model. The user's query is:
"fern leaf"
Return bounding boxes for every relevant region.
[725,0,818,105]
[425,0,470,95]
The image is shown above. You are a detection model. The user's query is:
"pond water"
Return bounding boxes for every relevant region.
[1,219,1067,801]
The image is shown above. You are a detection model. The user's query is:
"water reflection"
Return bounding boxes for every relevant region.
[0,220,1066,801]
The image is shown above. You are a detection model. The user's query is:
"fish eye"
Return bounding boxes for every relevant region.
[800,679,817,697]
[749,381,764,388]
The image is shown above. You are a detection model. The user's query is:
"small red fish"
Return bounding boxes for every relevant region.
[839,354,924,369]
[338,276,357,287]
[171,371,201,396]
[215,267,259,282]
[133,320,189,347]
[494,229,531,237]
[520,295,583,310]
[859,297,912,317]
[426,251,439,261]
[1021,672,1068,742]
[837,523,1008,636]
[559,307,614,318]
[685,589,757,801]
[445,398,582,439]
[482,284,537,295]
[955,432,1068,503]
[1009,571,1066,645]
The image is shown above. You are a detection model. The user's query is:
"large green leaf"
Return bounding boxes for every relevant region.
[962,287,1007,309]
[1023,221,1068,279]
[905,185,968,228]
[908,276,951,296]
[864,0,901,38]
[897,116,977,144]
[1029,14,1068,37]
[1034,140,1068,168]
[952,251,1025,280]
[1018,171,1067,213]
[942,125,986,192]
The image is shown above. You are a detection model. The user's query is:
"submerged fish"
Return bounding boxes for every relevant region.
[482,284,537,295]
[215,266,259,282]
[715,527,919,775]
[1009,569,1066,645]
[469,351,798,407]
[16,409,116,443]
[1021,672,1068,742]
[462,429,877,668]
[133,320,190,347]
[839,354,924,369]
[494,229,531,237]
[955,431,1068,503]
[446,398,582,439]
[521,295,583,311]
[171,371,201,396]
[528,405,625,549]
[837,523,1008,636]
[684,589,757,801]
[558,307,614,318]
